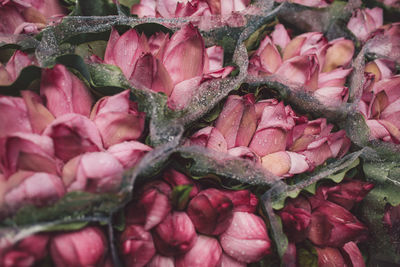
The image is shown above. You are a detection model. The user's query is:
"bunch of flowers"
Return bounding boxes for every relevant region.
[121,169,271,267]
[0,64,151,215]
[188,94,350,176]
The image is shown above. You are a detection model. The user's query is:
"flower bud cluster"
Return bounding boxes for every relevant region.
[121,169,272,267]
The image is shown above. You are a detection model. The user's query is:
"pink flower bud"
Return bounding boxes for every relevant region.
[222,189,258,213]
[120,225,156,267]
[219,212,271,263]
[215,94,257,149]
[43,114,103,162]
[0,51,35,85]
[322,38,354,72]
[21,91,55,134]
[163,169,199,198]
[227,146,260,163]
[248,36,282,76]
[308,201,368,247]
[176,235,222,267]
[4,171,65,212]
[347,8,383,41]
[271,24,291,51]
[0,132,59,177]
[315,246,346,267]
[126,181,172,230]
[314,86,349,107]
[342,241,366,267]
[51,227,107,267]
[315,180,374,210]
[90,90,145,148]
[282,32,327,61]
[318,67,353,88]
[279,196,311,242]
[40,64,93,118]
[0,96,32,138]
[189,126,228,152]
[152,211,197,256]
[220,253,246,267]
[163,23,205,85]
[187,188,233,235]
[63,152,124,193]
[107,141,152,169]
[249,101,295,157]
[261,151,309,176]
[147,254,174,267]
[1,234,49,267]
[364,59,396,83]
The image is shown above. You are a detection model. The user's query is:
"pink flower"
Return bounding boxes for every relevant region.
[21,91,55,134]
[219,212,271,263]
[0,0,66,34]
[40,64,93,118]
[43,114,103,162]
[131,0,250,18]
[0,96,32,138]
[359,75,400,143]
[187,188,233,235]
[308,200,368,247]
[188,126,228,152]
[163,169,199,198]
[219,253,246,267]
[147,254,174,267]
[62,152,124,193]
[103,24,233,109]
[279,196,311,242]
[4,171,65,212]
[175,235,222,267]
[1,234,49,267]
[347,8,383,41]
[126,181,172,230]
[120,225,156,267]
[107,141,152,169]
[222,189,258,213]
[315,242,366,267]
[0,132,59,177]
[152,211,197,256]
[90,90,145,148]
[0,51,35,85]
[50,227,107,267]
[315,180,374,210]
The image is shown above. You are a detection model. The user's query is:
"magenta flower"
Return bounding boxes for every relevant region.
[51,227,108,267]
[187,188,233,235]
[152,211,197,256]
[315,242,366,267]
[1,234,49,267]
[219,211,271,263]
[163,168,199,198]
[103,23,233,109]
[121,225,156,267]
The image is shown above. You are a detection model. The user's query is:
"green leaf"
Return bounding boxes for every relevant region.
[171,185,193,211]
[71,0,117,16]
[326,157,360,183]
[0,65,42,96]
[42,221,89,232]
[298,242,318,267]
[119,0,140,8]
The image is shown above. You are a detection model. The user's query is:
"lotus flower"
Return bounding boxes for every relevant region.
[163,168,199,198]
[0,0,66,34]
[249,24,354,107]
[347,8,383,42]
[41,64,93,118]
[147,254,175,267]
[120,224,156,267]
[219,211,271,263]
[90,90,145,148]
[1,234,49,267]
[107,141,152,169]
[131,0,251,18]
[4,171,65,212]
[279,195,312,242]
[314,180,374,210]
[103,23,233,109]
[187,188,233,235]
[0,96,32,137]
[315,242,366,267]
[62,151,124,193]
[50,227,108,267]
[152,211,197,256]
[222,189,258,213]
[308,200,368,247]
[0,51,35,86]
[189,94,350,176]
[358,75,400,143]
[175,235,222,267]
